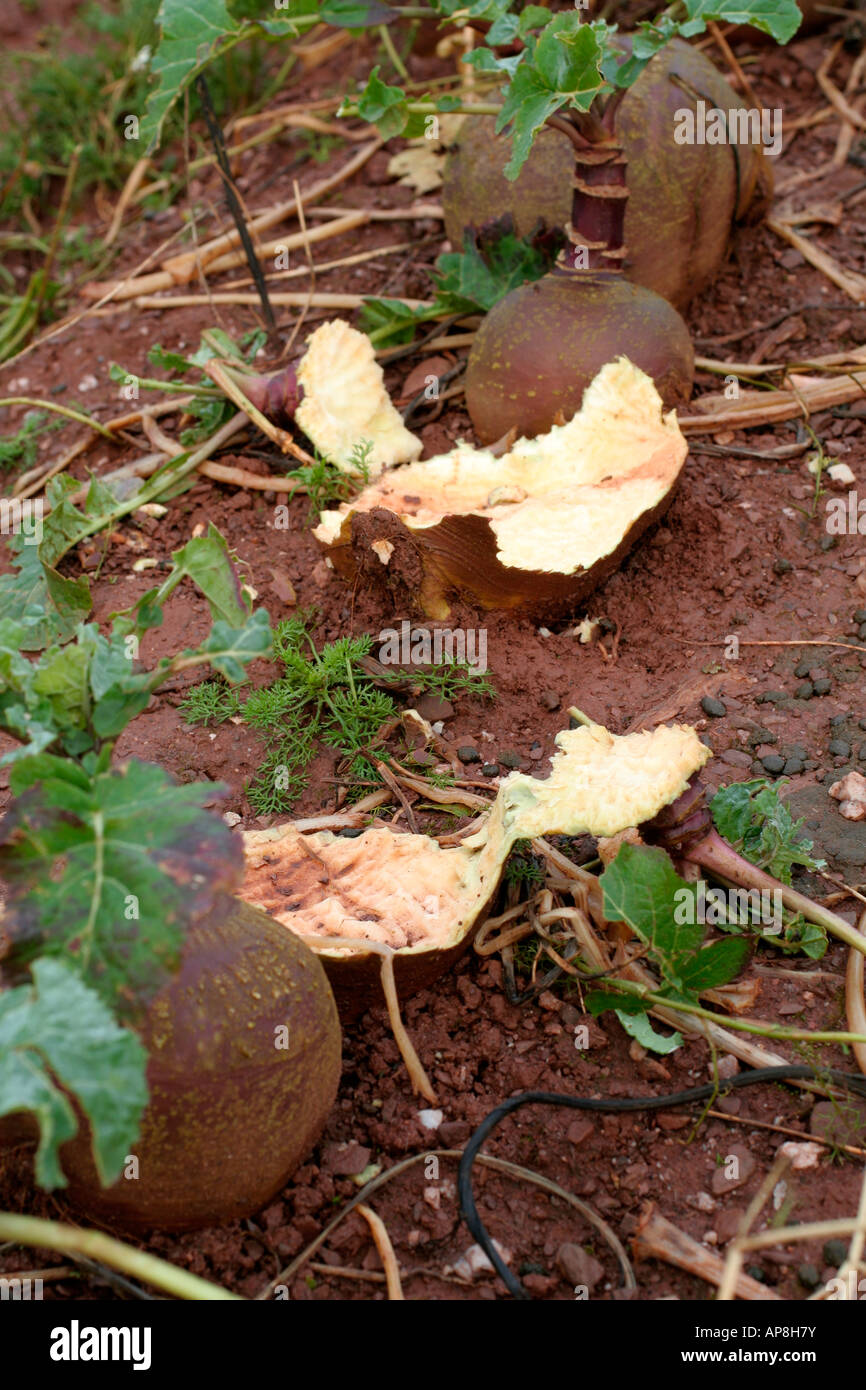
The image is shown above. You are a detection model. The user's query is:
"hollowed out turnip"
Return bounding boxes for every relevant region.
[50,896,341,1233]
[443,39,772,312]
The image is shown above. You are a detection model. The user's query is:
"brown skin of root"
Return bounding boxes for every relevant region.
[37,896,341,1233]
[464,272,694,445]
[319,930,480,1023]
[443,38,772,312]
[324,484,681,622]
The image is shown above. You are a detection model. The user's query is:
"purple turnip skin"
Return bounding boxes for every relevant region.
[465,47,698,442]
[242,363,303,429]
[444,39,772,311]
[56,895,341,1233]
[464,269,694,443]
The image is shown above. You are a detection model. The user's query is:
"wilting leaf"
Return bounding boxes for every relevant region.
[0,759,243,1020]
[616,1008,683,1054]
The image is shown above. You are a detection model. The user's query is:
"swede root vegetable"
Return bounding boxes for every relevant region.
[464,45,696,441]
[465,273,694,444]
[57,896,341,1232]
[314,357,688,620]
[444,39,772,312]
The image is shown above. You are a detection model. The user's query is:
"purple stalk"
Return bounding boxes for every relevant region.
[237,363,303,430]
[545,104,629,275]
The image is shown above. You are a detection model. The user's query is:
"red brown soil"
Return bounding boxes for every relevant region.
[0,7,865,1301]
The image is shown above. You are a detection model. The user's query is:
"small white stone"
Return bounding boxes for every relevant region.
[222,812,242,827]
[778,1141,823,1171]
[827,462,856,486]
[417,1108,444,1130]
[446,1241,512,1281]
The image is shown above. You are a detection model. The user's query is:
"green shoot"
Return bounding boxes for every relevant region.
[181,613,495,815]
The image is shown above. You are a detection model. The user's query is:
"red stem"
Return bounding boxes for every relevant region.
[544,109,628,274]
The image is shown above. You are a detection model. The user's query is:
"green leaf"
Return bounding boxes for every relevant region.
[358,295,432,347]
[321,0,397,24]
[601,843,749,996]
[616,1009,683,1054]
[604,16,680,87]
[140,0,243,153]
[0,759,243,1020]
[434,220,557,314]
[675,936,750,993]
[193,605,273,682]
[602,844,702,968]
[167,524,252,627]
[534,11,603,95]
[0,541,91,653]
[497,65,568,179]
[680,0,803,43]
[710,779,825,884]
[0,959,148,1189]
[356,66,414,140]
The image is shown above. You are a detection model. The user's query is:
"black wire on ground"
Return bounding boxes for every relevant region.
[456,1064,866,1300]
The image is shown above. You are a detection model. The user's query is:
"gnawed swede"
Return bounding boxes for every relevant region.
[242,722,712,1019]
[56,895,341,1232]
[465,271,694,444]
[443,39,772,312]
[227,319,421,473]
[314,358,687,619]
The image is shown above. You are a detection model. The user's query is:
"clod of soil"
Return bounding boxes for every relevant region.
[442,38,772,312]
[55,896,341,1232]
[241,719,710,1018]
[314,358,688,619]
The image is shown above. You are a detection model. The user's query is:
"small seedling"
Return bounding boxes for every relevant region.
[181,613,495,814]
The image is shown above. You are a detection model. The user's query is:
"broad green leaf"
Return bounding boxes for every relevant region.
[602,844,703,969]
[710,778,824,883]
[167,524,252,626]
[674,935,750,993]
[534,12,604,96]
[0,959,147,1189]
[601,843,749,996]
[355,67,421,140]
[140,0,243,153]
[680,0,802,43]
[433,222,556,314]
[0,759,243,1020]
[463,46,523,77]
[604,16,680,88]
[616,1009,683,1054]
[193,606,273,682]
[358,295,432,347]
[0,542,90,652]
[497,66,569,179]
